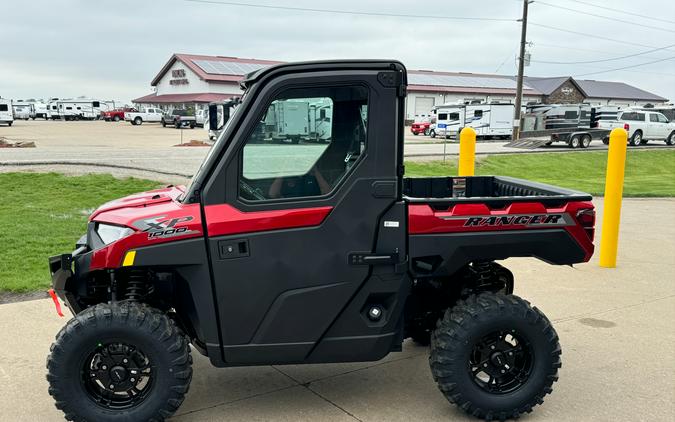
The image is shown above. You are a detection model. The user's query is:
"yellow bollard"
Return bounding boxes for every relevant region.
[599,128,628,268]
[458,127,477,176]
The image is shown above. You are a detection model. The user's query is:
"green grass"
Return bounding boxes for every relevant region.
[0,173,159,293]
[405,150,675,197]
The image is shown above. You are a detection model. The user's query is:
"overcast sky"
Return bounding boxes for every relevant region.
[1,0,673,104]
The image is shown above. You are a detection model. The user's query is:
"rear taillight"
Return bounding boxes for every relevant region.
[576,208,596,241]
[623,123,630,131]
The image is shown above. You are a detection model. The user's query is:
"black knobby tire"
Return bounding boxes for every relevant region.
[429,293,561,421]
[47,302,192,422]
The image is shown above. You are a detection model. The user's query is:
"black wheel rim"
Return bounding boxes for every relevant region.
[468,330,533,394]
[81,342,154,410]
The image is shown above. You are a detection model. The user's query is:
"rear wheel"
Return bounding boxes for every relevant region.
[602,137,609,145]
[134,117,142,125]
[424,128,430,136]
[580,134,591,148]
[630,131,642,146]
[430,293,561,421]
[113,115,120,122]
[430,129,436,138]
[47,302,192,422]
[568,136,580,148]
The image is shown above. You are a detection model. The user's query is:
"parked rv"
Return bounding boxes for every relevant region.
[11,102,33,120]
[520,104,610,148]
[430,103,513,140]
[0,98,13,126]
[48,99,115,120]
[32,101,49,119]
[262,100,310,143]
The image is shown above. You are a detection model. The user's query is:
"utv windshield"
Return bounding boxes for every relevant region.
[180,94,246,202]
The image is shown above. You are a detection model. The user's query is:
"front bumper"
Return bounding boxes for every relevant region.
[48,244,89,314]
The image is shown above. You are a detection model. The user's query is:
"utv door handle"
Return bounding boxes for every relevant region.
[349,252,399,266]
[218,239,249,259]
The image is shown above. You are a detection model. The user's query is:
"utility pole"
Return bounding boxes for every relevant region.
[513,0,530,141]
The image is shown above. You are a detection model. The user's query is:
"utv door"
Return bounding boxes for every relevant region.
[200,62,409,365]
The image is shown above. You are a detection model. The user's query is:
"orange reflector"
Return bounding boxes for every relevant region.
[48,289,64,317]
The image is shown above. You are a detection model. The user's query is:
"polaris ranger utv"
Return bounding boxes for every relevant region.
[47,60,596,421]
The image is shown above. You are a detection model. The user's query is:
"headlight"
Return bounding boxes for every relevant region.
[96,224,135,245]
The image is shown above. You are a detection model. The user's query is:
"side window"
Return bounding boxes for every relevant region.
[92,101,100,108]
[636,113,645,121]
[0,104,7,112]
[657,113,668,123]
[239,85,368,201]
[563,110,578,119]
[438,113,448,120]
[649,114,658,122]
[474,110,483,118]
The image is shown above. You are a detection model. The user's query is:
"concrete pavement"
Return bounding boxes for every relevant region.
[0,198,674,421]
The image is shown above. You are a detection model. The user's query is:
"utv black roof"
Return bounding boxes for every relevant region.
[240,59,408,89]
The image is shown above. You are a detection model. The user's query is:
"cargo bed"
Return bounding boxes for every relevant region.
[403,175,592,206]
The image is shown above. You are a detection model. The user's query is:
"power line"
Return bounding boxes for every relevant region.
[566,0,675,25]
[184,0,517,21]
[529,22,667,50]
[573,56,675,77]
[531,44,675,64]
[536,1,675,33]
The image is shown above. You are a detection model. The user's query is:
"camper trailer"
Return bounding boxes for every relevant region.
[11,102,34,120]
[49,99,115,120]
[263,100,310,143]
[31,101,49,119]
[0,98,14,126]
[63,99,114,120]
[308,99,333,143]
[519,103,611,148]
[430,103,514,139]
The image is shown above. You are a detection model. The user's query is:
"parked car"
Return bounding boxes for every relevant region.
[102,107,137,122]
[125,107,164,125]
[411,120,431,135]
[161,109,196,129]
[597,110,675,146]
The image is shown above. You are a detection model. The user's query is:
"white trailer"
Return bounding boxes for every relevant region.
[430,103,514,139]
[264,100,310,143]
[30,101,49,119]
[308,100,333,143]
[52,99,115,120]
[12,102,34,120]
[0,98,14,126]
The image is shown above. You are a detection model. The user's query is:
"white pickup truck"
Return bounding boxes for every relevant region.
[597,110,675,146]
[124,107,164,125]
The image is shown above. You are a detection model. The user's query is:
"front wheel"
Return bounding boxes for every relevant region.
[430,293,561,421]
[114,115,120,122]
[666,131,675,146]
[429,129,436,138]
[47,302,192,422]
[580,134,591,148]
[134,117,142,125]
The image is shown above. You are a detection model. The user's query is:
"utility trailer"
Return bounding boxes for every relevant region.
[46,61,596,422]
[430,103,513,140]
